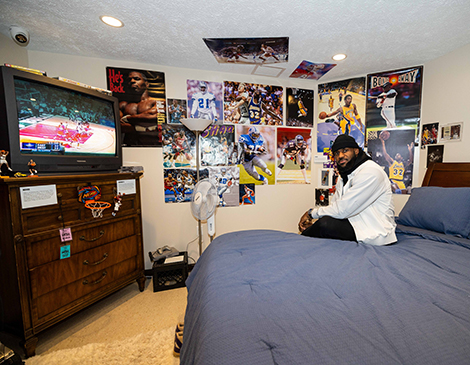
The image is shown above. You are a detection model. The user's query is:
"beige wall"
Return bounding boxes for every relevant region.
[2,36,469,267]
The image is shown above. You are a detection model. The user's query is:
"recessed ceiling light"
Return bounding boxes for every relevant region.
[100,16,123,28]
[332,53,347,61]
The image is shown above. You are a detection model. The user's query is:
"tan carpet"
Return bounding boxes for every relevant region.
[24,280,186,364]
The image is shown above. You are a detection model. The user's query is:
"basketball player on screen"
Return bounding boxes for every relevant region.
[376,82,398,128]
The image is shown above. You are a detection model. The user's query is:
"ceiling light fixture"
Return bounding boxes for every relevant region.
[332,53,347,61]
[100,16,123,28]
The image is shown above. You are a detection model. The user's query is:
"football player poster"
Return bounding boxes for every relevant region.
[208,166,239,207]
[289,61,336,80]
[200,124,236,167]
[286,88,314,127]
[236,125,275,185]
[317,77,366,153]
[223,81,283,125]
[276,127,312,184]
[167,98,187,124]
[162,124,196,168]
[163,168,208,203]
[366,66,423,135]
[367,128,415,194]
[106,67,166,147]
[187,80,223,124]
[203,37,289,64]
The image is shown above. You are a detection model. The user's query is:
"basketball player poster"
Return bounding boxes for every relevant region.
[162,124,196,168]
[289,61,336,80]
[200,124,236,167]
[163,168,208,204]
[223,81,283,125]
[167,98,187,124]
[276,128,312,184]
[316,77,366,153]
[186,80,223,124]
[286,88,314,127]
[365,66,423,135]
[239,183,256,205]
[106,67,166,147]
[203,37,289,64]
[367,128,415,194]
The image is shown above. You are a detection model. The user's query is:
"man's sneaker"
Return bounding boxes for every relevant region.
[175,322,184,333]
[173,331,183,357]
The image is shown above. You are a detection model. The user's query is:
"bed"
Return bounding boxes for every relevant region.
[181,163,470,364]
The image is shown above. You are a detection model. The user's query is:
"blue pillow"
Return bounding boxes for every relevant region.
[396,187,470,238]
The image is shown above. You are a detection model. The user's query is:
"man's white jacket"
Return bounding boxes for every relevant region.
[310,160,397,246]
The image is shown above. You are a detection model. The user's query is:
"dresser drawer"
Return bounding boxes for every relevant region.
[25,216,139,268]
[34,257,138,321]
[29,235,138,298]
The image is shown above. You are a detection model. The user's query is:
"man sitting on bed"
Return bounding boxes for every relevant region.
[298,134,397,246]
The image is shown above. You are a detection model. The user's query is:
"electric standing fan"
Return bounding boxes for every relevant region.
[190,178,218,255]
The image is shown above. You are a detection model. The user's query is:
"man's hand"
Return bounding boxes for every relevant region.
[298,210,316,233]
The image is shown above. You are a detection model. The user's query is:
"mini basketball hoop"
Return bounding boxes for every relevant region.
[85,201,111,218]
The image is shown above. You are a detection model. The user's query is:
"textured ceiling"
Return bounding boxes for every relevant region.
[1,0,470,82]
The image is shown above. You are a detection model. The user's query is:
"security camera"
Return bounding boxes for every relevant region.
[10,26,30,46]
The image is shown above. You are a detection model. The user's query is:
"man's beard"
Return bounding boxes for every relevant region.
[337,153,358,174]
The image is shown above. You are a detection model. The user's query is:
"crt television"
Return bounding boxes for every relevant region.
[0,66,122,174]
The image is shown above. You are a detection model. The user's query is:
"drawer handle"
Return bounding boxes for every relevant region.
[83,252,108,266]
[80,230,105,242]
[82,270,107,285]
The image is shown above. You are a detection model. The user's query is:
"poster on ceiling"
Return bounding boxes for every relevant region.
[316,77,366,153]
[289,61,336,80]
[276,127,312,184]
[203,37,289,64]
[365,66,423,137]
[223,81,283,125]
[106,67,166,147]
[286,88,314,128]
[187,80,223,124]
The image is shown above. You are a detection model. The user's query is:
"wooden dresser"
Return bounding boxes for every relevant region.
[0,172,145,357]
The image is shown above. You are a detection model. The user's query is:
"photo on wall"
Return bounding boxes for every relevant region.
[223,81,283,125]
[163,168,208,203]
[208,166,239,207]
[440,122,463,142]
[167,98,187,124]
[317,77,366,153]
[366,66,423,135]
[106,67,166,147]
[286,88,314,127]
[315,188,329,206]
[421,122,439,148]
[187,80,223,123]
[367,128,415,194]
[200,124,236,166]
[162,124,195,168]
[203,37,289,64]
[276,127,312,184]
[236,125,276,185]
[239,183,255,205]
[427,145,444,167]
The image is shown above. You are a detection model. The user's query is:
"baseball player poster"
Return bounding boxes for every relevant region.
[187,80,223,124]
[236,125,276,185]
[286,88,314,127]
[106,67,166,147]
[223,81,283,125]
[276,127,312,184]
[367,128,415,194]
[365,66,423,135]
[316,77,366,153]
[203,37,289,64]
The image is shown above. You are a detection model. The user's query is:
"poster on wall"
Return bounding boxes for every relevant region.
[187,80,223,123]
[421,122,439,148]
[208,166,240,207]
[276,127,312,184]
[167,98,187,124]
[426,145,444,167]
[236,125,276,185]
[200,124,236,166]
[367,129,415,194]
[106,67,166,147]
[162,124,195,168]
[366,66,423,135]
[223,81,283,125]
[239,184,255,205]
[440,122,463,142]
[315,188,330,206]
[317,77,366,153]
[203,37,289,64]
[286,88,314,127]
[163,168,208,203]
[289,61,336,80]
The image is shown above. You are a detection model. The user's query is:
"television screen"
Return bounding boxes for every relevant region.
[15,77,117,157]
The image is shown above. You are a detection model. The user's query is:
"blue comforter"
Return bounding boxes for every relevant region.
[181,227,470,364]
